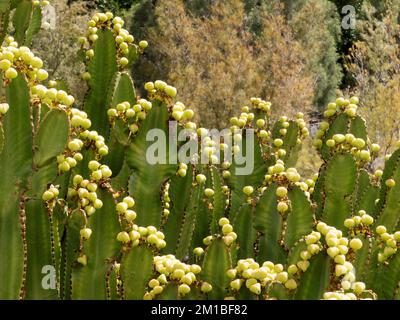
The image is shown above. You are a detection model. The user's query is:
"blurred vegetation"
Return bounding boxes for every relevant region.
[345,0,400,160]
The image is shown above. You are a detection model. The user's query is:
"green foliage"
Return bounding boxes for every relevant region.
[1,6,400,302]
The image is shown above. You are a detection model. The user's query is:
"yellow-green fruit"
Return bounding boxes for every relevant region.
[178,284,190,295]
[222,224,233,234]
[0,59,11,71]
[352,282,365,295]
[243,185,254,195]
[284,279,297,290]
[196,174,206,184]
[193,247,204,256]
[123,196,135,208]
[385,179,396,188]
[42,190,55,201]
[37,69,49,81]
[139,40,148,49]
[204,188,214,197]
[326,139,335,148]
[201,282,212,293]
[277,202,289,213]
[165,85,177,97]
[344,219,355,229]
[276,186,288,198]
[80,228,92,240]
[5,67,18,79]
[274,139,283,147]
[230,279,242,291]
[376,225,387,235]
[77,255,87,266]
[219,218,229,226]
[117,231,130,243]
[361,214,374,225]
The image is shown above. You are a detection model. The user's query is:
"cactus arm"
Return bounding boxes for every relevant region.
[0,125,3,153]
[175,180,205,260]
[24,199,59,299]
[24,4,41,46]
[209,166,225,234]
[232,203,256,260]
[354,170,379,216]
[349,116,368,141]
[313,166,326,220]
[294,252,330,300]
[376,150,400,231]
[191,166,217,250]
[254,183,286,263]
[83,30,117,137]
[158,283,179,300]
[12,0,32,44]
[370,252,400,300]
[33,109,70,168]
[228,135,265,221]
[126,100,176,227]
[104,72,136,175]
[320,114,348,160]
[322,153,357,229]
[163,167,194,253]
[59,210,84,300]
[106,266,120,300]
[120,246,153,300]
[72,190,120,299]
[272,120,301,166]
[0,75,32,299]
[353,236,374,283]
[202,238,230,299]
[284,186,314,248]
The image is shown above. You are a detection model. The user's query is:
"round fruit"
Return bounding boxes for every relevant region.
[276,186,288,198]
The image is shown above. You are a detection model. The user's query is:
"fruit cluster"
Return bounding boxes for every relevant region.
[250,97,271,112]
[375,225,400,263]
[0,37,48,82]
[323,96,360,118]
[67,173,104,216]
[317,222,365,293]
[227,259,298,295]
[80,12,142,69]
[144,255,211,299]
[171,101,195,123]
[115,196,137,222]
[344,210,374,235]
[42,184,60,203]
[204,218,237,246]
[108,99,152,135]
[162,182,171,219]
[144,80,177,102]
[117,225,167,250]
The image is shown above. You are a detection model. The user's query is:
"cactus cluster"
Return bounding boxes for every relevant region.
[1,5,400,300]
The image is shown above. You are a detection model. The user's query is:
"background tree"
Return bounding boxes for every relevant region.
[133,0,315,129]
[290,0,342,110]
[345,0,400,158]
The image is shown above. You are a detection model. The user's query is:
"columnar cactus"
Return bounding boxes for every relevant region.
[1,6,400,300]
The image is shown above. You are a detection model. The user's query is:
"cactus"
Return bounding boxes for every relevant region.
[1,8,400,301]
